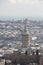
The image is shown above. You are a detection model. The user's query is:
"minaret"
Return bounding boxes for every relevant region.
[21,19,30,49]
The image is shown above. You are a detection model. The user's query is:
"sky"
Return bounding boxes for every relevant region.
[0,0,43,17]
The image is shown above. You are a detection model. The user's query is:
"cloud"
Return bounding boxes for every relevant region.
[0,0,43,17]
[0,0,43,5]
[8,0,16,4]
[39,0,43,1]
[18,0,23,3]
[17,0,36,4]
[7,0,39,5]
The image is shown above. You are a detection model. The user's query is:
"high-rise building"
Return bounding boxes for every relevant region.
[21,19,30,49]
[22,33,30,48]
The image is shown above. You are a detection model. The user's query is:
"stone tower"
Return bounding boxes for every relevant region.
[21,19,30,49]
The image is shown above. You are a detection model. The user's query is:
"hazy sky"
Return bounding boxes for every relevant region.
[0,0,43,17]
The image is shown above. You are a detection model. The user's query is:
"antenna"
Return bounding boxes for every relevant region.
[23,19,27,33]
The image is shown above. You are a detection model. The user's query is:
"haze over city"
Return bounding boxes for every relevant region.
[0,0,43,65]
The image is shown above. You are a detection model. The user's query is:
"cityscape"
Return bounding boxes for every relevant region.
[0,0,43,65]
[0,18,43,65]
